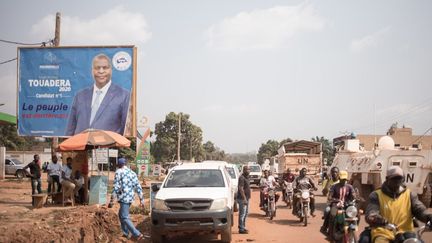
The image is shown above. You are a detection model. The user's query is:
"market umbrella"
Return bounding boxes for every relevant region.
[58,129,130,205]
[59,129,131,151]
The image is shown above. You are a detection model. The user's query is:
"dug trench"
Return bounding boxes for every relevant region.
[0,204,152,243]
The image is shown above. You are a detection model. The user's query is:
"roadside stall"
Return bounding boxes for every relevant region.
[59,129,131,206]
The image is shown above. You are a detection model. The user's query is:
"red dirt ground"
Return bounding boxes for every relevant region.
[0,175,151,243]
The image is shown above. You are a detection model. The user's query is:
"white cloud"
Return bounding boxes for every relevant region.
[350,27,391,53]
[31,6,152,46]
[205,3,325,51]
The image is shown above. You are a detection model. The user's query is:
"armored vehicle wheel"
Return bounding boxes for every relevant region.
[419,183,432,207]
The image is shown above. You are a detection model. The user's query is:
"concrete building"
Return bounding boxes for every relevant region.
[355,125,432,151]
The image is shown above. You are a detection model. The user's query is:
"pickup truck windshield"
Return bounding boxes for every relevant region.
[249,166,261,172]
[165,169,225,188]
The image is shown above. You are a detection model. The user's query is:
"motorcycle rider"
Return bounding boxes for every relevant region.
[364,166,432,243]
[321,170,356,235]
[259,169,277,210]
[292,167,318,217]
[322,167,340,196]
[281,168,295,202]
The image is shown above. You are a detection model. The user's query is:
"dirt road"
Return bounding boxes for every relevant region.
[171,185,432,243]
[169,185,332,242]
[1,176,431,243]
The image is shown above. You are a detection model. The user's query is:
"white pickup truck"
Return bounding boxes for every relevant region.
[151,162,234,243]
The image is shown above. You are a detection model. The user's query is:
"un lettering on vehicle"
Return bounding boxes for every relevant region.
[405,173,414,184]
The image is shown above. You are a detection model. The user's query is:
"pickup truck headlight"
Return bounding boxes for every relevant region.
[153,199,169,211]
[209,198,227,210]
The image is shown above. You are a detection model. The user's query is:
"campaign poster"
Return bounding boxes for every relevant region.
[17,46,136,137]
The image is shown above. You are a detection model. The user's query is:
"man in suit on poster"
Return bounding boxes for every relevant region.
[66,53,130,136]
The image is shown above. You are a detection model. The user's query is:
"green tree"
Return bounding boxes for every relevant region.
[118,137,139,162]
[311,136,334,166]
[225,152,257,164]
[257,140,280,164]
[279,137,293,146]
[203,141,226,161]
[151,112,204,162]
[0,124,38,150]
[203,141,216,155]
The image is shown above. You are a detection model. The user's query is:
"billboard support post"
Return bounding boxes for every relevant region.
[51,12,61,157]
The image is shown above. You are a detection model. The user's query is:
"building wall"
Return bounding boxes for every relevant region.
[357,127,432,151]
[7,151,53,164]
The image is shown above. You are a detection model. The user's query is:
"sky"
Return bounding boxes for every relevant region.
[1,0,431,153]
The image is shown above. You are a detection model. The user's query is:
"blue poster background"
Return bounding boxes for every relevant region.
[18,46,134,136]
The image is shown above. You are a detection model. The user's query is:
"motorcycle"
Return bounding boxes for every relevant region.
[295,188,313,226]
[283,181,294,209]
[329,200,359,243]
[263,187,277,220]
[372,222,432,243]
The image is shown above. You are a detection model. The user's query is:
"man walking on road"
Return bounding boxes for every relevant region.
[238,166,251,234]
[108,158,145,240]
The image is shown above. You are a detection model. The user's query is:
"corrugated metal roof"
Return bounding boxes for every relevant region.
[282,140,321,153]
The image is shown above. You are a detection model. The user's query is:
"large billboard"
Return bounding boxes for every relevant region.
[17,46,136,137]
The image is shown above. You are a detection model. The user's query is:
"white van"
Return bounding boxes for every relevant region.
[241,163,262,185]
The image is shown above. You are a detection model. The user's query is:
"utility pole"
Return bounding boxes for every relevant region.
[177,113,181,162]
[54,12,61,46]
[51,12,61,157]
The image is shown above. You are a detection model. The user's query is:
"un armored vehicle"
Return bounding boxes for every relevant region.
[331,136,432,208]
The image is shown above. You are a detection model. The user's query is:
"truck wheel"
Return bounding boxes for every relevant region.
[419,183,432,207]
[221,225,232,243]
[151,229,165,243]
[16,170,26,179]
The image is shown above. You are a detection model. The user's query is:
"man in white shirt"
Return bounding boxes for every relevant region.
[47,155,62,193]
[61,157,75,203]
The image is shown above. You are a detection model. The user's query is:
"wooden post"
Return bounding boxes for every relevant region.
[51,12,61,156]
[177,113,181,162]
[54,12,61,46]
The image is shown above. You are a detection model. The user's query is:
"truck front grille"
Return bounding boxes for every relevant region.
[166,218,213,224]
[165,199,212,211]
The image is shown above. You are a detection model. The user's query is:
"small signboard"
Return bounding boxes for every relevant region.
[153,164,161,176]
[92,148,109,164]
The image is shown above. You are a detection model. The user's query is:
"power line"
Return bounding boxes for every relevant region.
[350,97,432,132]
[0,38,55,65]
[410,126,432,146]
[0,58,17,65]
[0,38,51,46]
